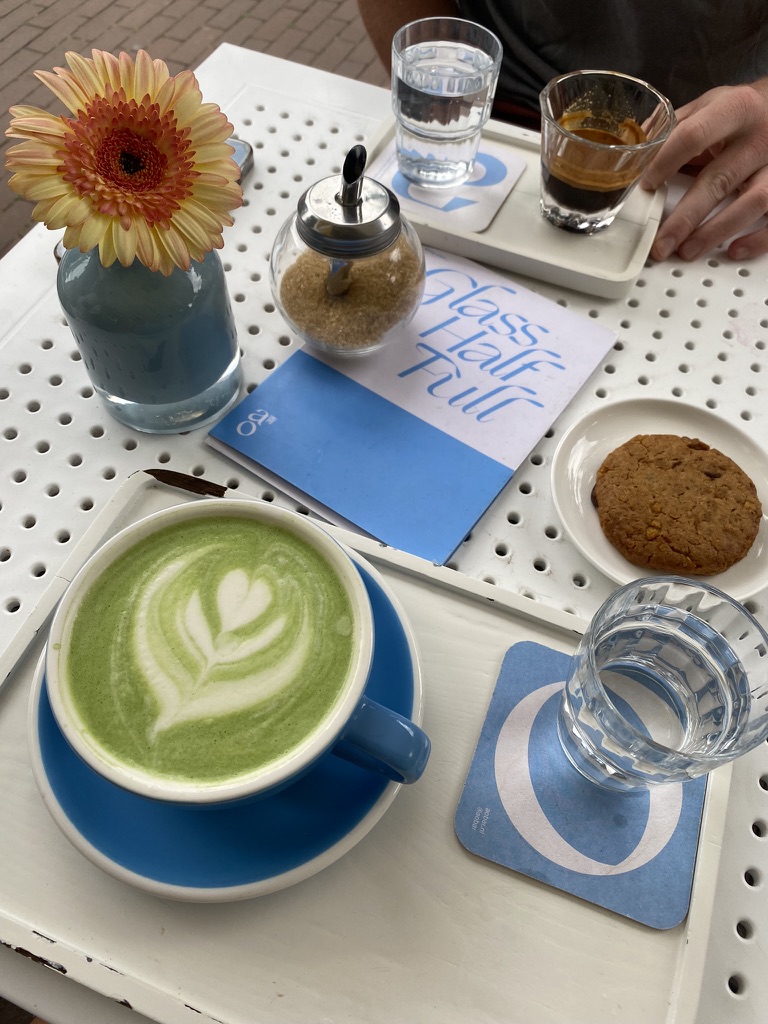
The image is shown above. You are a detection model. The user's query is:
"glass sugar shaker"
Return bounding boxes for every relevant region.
[270,145,425,356]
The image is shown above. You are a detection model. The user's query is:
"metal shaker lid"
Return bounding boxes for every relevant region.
[295,145,402,259]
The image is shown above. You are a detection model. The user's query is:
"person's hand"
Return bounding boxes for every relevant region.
[641,81,768,262]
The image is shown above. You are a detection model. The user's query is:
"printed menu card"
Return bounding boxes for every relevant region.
[208,249,617,563]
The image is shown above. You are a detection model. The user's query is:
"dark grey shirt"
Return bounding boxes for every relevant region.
[457,0,768,111]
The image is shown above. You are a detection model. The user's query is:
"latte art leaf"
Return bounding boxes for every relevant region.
[217,569,271,632]
[185,589,214,659]
[64,516,356,784]
[134,560,309,737]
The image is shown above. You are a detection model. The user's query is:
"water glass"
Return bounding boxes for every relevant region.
[557,576,768,792]
[539,70,675,233]
[391,17,502,189]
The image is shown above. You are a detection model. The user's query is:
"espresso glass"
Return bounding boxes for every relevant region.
[557,576,768,792]
[539,70,675,233]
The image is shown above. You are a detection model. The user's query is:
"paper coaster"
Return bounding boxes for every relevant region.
[367,138,525,233]
[454,642,707,929]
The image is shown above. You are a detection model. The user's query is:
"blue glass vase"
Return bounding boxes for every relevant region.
[57,247,242,433]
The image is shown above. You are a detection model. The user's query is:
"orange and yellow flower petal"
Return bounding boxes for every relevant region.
[44,193,92,230]
[5,47,242,275]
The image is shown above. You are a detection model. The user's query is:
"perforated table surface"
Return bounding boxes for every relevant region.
[1,43,767,1024]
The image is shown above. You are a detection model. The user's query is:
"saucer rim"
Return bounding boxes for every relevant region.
[27,550,422,902]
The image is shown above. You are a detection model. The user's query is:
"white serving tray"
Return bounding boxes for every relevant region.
[367,119,666,299]
[0,470,729,1024]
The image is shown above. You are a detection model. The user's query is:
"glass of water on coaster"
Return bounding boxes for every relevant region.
[557,576,768,792]
[391,17,502,189]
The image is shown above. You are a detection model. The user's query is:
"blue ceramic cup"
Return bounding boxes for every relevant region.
[45,500,430,805]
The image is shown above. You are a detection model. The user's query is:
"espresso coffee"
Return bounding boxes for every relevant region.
[542,109,648,216]
[561,110,647,146]
[539,71,674,233]
[59,515,356,786]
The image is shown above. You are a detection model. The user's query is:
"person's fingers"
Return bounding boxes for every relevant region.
[650,169,768,261]
[678,185,768,261]
[650,143,768,260]
[641,100,718,190]
[725,223,768,261]
[642,85,768,191]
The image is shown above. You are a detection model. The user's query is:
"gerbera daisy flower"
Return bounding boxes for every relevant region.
[5,48,243,276]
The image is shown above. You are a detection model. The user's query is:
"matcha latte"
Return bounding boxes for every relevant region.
[50,507,366,798]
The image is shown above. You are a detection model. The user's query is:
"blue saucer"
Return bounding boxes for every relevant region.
[29,555,420,901]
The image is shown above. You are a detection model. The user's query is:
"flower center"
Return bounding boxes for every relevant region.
[98,127,166,191]
[60,91,198,228]
[120,150,144,176]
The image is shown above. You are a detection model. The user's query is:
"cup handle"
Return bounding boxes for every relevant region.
[332,694,430,784]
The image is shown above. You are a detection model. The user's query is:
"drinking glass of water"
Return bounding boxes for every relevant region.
[391,17,502,189]
[557,576,768,792]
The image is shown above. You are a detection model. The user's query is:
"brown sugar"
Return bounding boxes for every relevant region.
[279,234,424,352]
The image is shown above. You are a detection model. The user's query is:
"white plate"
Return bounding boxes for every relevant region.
[550,398,768,600]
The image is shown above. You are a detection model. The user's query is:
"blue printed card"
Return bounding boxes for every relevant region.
[454,642,707,929]
[209,349,511,562]
[208,250,616,564]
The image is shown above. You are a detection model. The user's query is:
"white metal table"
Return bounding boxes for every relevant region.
[1,43,766,1024]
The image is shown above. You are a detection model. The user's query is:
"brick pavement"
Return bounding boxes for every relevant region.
[0,0,388,259]
[0,10,388,1024]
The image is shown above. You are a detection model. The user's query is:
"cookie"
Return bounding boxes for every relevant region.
[592,433,763,575]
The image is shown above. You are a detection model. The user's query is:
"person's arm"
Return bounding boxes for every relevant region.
[356,0,459,71]
[641,79,768,261]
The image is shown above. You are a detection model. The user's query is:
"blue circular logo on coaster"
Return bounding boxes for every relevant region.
[454,642,707,929]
